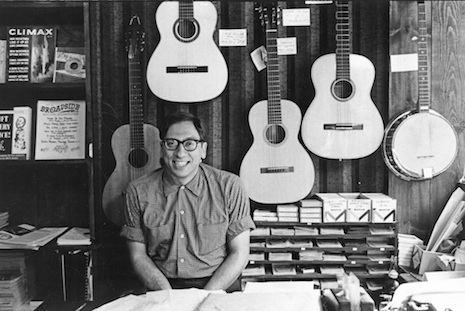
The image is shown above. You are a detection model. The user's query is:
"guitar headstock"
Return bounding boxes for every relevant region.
[125,15,145,59]
[256,2,280,31]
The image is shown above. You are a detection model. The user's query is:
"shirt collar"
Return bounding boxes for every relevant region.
[162,165,203,197]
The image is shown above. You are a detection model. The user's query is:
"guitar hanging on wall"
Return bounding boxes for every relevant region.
[102,16,161,226]
[146,0,228,103]
[382,1,458,181]
[301,0,384,160]
[239,3,315,204]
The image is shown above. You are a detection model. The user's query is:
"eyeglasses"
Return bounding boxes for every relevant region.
[162,138,204,151]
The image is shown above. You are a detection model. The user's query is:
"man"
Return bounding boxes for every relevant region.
[121,111,255,292]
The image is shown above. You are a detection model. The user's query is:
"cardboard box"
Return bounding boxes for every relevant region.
[361,193,396,223]
[412,244,442,274]
[339,193,371,223]
[315,193,347,223]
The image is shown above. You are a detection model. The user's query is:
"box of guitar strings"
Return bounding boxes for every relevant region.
[361,193,396,223]
[315,193,347,223]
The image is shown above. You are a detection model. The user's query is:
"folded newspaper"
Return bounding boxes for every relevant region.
[0,224,67,250]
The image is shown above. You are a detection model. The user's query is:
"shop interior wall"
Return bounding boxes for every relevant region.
[87,0,465,296]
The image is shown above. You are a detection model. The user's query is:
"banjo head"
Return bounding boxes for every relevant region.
[383,110,458,180]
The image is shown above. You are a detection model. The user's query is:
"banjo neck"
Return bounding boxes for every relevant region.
[417,1,431,114]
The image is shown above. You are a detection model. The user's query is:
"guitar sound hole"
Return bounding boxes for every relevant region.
[129,148,149,169]
[265,125,286,145]
[174,18,199,43]
[332,79,354,101]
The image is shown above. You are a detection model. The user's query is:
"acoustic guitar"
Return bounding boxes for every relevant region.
[102,16,161,226]
[239,4,315,204]
[382,1,458,181]
[301,0,384,160]
[146,0,228,103]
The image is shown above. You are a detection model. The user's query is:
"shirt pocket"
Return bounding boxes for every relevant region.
[146,221,175,260]
[197,221,228,256]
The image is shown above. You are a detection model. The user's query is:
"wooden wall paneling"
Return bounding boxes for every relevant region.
[89,1,105,234]
[355,0,390,194]
[389,1,427,237]
[430,1,465,233]
[388,1,465,239]
[290,3,321,194]
[221,1,256,173]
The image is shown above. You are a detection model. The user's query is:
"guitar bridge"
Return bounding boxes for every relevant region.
[260,166,294,174]
[324,123,364,130]
[166,66,208,73]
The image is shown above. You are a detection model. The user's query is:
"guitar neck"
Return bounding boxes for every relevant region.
[417,1,431,113]
[128,54,145,149]
[335,0,351,80]
[265,12,282,125]
[179,0,194,19]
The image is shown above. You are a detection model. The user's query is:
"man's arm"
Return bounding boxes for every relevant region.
[126,240,172,291]
[203,230,250,291]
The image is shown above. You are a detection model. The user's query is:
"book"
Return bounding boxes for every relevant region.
[0,109,14,159]
[53,47,86,83]
[0,39,6,83]
[57,227,91,246]
[35,99,86,160]
[7,26,56,83]
[12,106,32,160]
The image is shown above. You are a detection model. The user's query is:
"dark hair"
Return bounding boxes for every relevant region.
[161,111,207,141]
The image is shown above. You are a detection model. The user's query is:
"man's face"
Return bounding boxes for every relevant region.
[162,121,207,185]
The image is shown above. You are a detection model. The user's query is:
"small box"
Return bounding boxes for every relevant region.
[361,193,396,223]
[339,193,371,223]
[412,244,442,275]
[315,193,347,223]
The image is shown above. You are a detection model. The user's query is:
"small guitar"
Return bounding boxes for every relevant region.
[301,0,384,160]
[146,0,228,103]
[240,4,315,204]
[382,1,458,180]
[102,16,161,226]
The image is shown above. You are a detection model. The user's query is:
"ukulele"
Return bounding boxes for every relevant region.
[102,16,161,226]
[301,0,384,160]
[146,0,228,103]
[382,1,458,181]
[239,3,315,204]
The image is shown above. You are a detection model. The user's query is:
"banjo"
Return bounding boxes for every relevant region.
[382,1,458,181]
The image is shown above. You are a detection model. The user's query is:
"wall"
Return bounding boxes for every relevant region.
[87,0,465,296]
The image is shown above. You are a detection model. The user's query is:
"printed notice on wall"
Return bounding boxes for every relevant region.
[35,100,86,160]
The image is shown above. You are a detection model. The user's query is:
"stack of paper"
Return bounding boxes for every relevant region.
[0,224,67,250]
[57,227,91,246]
[398,233,424,267]
[294,226,319,236]
[249,252,265,261]
[298,250,323,261]
[268,252,293,261]
[253,209,278,222]
[242,265,266,276]
[250,227,270,236]
[276,204,299,222]
[271,264,296,275]
[270,228,295,236]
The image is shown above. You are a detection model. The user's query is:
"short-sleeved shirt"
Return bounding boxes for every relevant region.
[121,163,256,279]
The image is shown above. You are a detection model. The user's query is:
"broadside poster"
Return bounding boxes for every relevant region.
[35,100,85,160]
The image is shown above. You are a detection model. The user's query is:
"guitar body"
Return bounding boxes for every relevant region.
[240,99,315,204]
[301,53,384,160]
[147,1,228,103]
[102,124,161,226]
[382,110,458,180]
